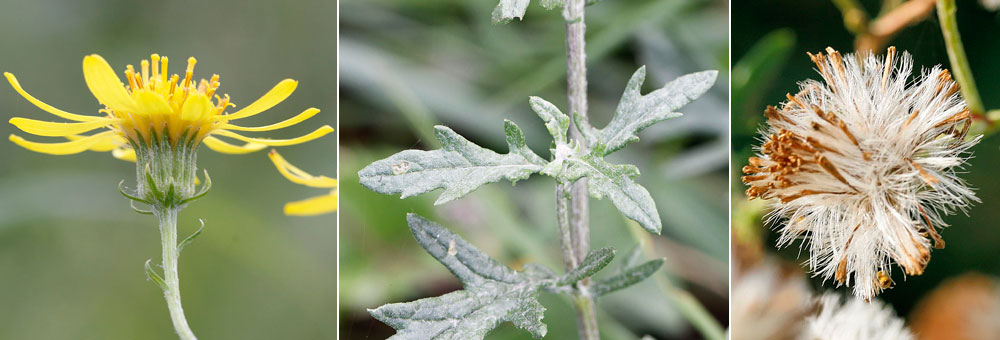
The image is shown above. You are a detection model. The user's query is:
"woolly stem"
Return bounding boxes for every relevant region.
[556,183,578,269]
[562,0,599,339]
[155,207,197,340]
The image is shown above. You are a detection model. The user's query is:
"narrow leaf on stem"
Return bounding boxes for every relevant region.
[591,258,664,296]
[177,219,206,254]
[144,259,168,292]
[558,247,616,286]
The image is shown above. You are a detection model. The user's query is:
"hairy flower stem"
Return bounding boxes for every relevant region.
[155,207,197,340]
[131,136,202,340]
[563,0,599,339]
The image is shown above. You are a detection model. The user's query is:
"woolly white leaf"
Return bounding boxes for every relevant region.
[358,121,546,205]
[491,0,566,23]
[597,67,718,155]
[492,0,531,23]
[369,214,555,339]
[563,154,662,233]
[529,96,570,146]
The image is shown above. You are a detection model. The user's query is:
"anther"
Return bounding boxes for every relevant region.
[160,56,169,82]
[125,65,139,91]
[151,54,160,80]
[141,59,150,86]
[183,57,197,88]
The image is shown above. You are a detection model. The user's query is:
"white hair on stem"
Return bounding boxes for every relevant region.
[742,47,981,300]
[800,293,914,340]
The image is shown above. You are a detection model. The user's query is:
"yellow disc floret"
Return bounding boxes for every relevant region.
[107,54,231,147]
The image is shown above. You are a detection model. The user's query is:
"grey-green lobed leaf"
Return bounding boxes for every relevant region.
[407,214,522,286]
[529,96,577,177]
[369,214,555,339]
[529,96,570,146]
[492,0,530,23]
[596,67,718,155]
[492,0,566,23]
[358,121,546,205]
[591,258,665,297]
[563,154,662,234]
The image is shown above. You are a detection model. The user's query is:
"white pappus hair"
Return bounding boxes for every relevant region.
[742,47,981,300]
[800,293,914,340]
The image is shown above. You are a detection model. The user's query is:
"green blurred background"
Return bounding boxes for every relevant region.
[732,0,1000,321]
[0,0,337,339]
[340,0,728,339]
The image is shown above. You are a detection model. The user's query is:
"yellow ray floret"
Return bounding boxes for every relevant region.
[6,53,331,159]
[202,136,267,154]
[112,148,137,162]
[213,126,334,147]
[268,149,337,215]
[83,55,139,113]
[284,194,338,216]
[223,108,320,132]
[10,130,117,155]
[9,117,114,137]
[4,73,104,122]
[218,79,298,121]
[65,133,127,152]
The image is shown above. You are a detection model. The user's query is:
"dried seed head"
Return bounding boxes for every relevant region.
[743,47,980,300]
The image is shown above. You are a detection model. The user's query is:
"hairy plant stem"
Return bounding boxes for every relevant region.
[133,136,200,340]
[563,0,599,339]
[155,207,197,340]
[556,183,578,269]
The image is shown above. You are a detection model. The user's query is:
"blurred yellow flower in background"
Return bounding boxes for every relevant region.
[7,53,332,160]
[269,149,337,216]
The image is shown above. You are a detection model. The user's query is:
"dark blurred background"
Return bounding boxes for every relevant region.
[340,0,728,339]
[732,0,1000,322]
[0,0,337,339]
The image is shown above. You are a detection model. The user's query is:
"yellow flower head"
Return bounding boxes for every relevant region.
[268,149,337,216]
[7,53,332,160]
